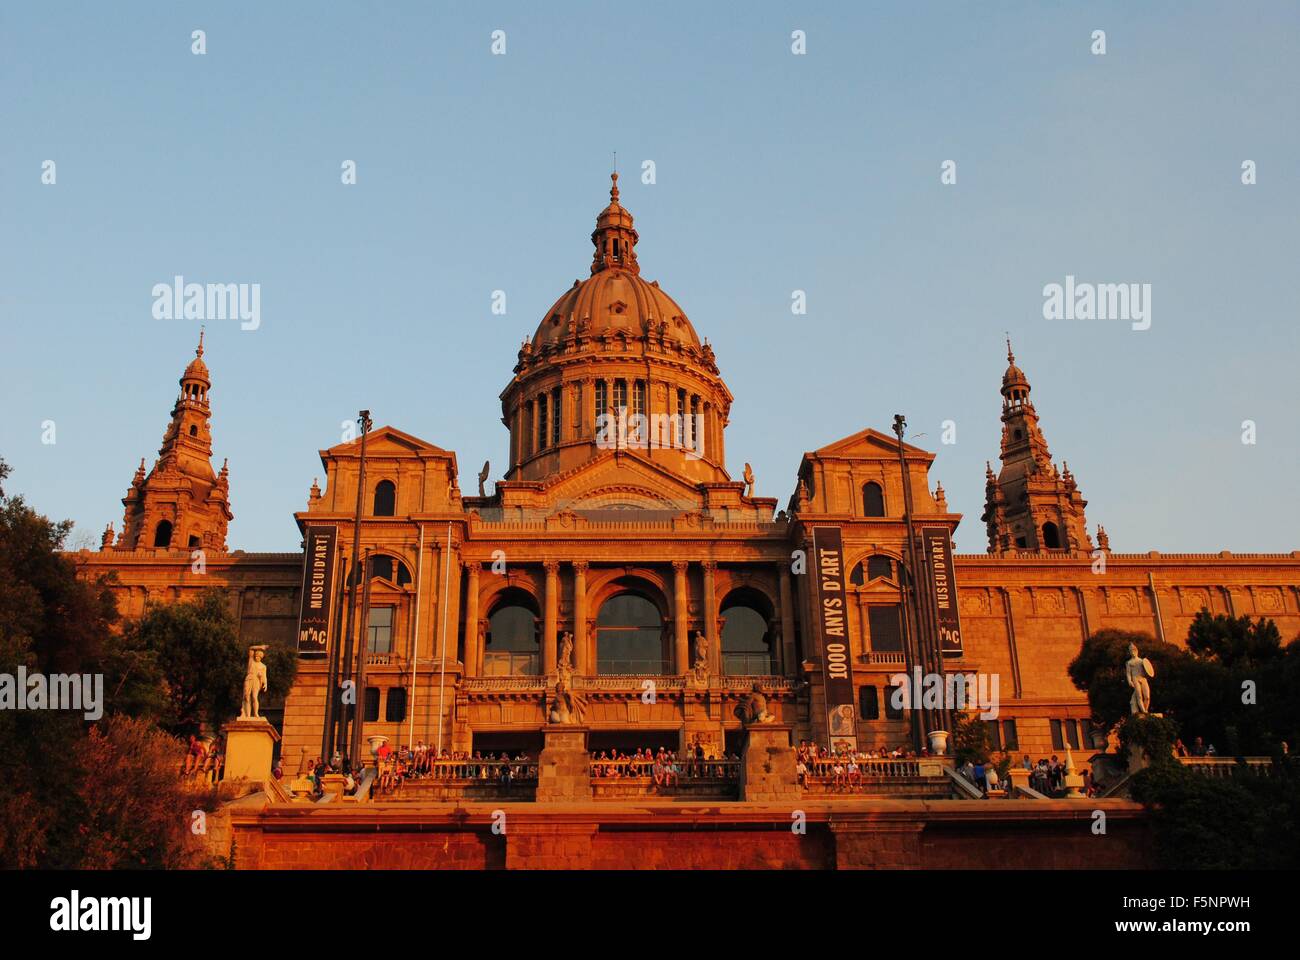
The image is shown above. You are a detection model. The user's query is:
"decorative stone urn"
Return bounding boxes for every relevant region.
[367,735,389,762]
[928,730,950,756]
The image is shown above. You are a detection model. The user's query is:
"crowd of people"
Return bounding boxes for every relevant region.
[181,734,225,784]
[795,741,925,789]
[589,745,740,785]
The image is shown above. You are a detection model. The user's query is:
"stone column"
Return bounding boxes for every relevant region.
[463,561,480,677]
[778,563,796,674]
[702,561,719,675]
[581,377,595,439]
[573,561,588,674]
[673,560,690,673]
[543,561,559,675]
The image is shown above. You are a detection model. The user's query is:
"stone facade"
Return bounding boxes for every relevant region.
[71,176,1300,772]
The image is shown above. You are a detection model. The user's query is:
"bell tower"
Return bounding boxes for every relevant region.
[111,331,233,552]
[981,340,1092,555]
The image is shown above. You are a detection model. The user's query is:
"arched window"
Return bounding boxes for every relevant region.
[187,534,202,549]
[153,520,173,548]
[372,480,396,516]
[1042,521,1061,549]
[848,554,897,585]
[484,588,540,676]
[367,555,412,586]
[720,589,774,675]
[596,591,667,675]
[862,482,885,517]
[189,424,198,437]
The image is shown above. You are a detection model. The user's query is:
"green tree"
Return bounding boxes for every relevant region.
[0,458,120,867]
[122,589,297,735]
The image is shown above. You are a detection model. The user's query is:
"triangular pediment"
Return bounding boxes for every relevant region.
[537,450,705,512]
[810,427,934,462]
[321,425,450,460]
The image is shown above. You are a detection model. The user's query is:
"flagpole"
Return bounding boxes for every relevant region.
[435,522,451,755]
[408,523,424,749]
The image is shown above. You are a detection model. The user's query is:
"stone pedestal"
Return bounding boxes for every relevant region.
[222,717,280,782]
[1007,766,1032,795]
[536,725,592,803]
[320,773,347,799]
[739,723,798,802]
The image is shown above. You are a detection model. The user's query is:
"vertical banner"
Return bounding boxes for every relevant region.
[296,525,338,656]
[812,526,858,752]
[922,527,964,657]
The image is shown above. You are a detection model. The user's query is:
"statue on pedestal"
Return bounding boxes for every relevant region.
[734,682,775,724]
[1125,642,1154,714]
[548,669,586,725]
[240,645,269,719]
[691,630,710,687]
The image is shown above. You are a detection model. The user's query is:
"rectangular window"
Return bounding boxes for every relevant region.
[676,389,687,446]
[1065,719,1080,750]
[595,380,608,421]
[986,720,1002,751]
[364,686,380,722]
[1002,719,1019,751]
[385,687,407,723]
[614,380,628,446]
[859,685,879,720]
[1050,718,1064,751]
[632,380,646,444]
[867,605,903,652]
[551,387,562,446]
[537,394,548,449]
[367,606,394,654]
[884,684,905,720]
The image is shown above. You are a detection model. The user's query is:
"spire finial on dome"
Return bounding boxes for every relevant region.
[1005,332,1014,364]
[197,326,205,358]
[610,169,620,203]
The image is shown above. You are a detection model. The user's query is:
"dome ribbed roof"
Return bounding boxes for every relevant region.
[529,172,701,350]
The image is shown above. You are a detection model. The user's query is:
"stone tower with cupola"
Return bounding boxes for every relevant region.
[981,340,1092,555]
[109,332,233,553]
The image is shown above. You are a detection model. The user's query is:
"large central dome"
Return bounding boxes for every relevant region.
[500,173,733,486]
[530,172,701,350]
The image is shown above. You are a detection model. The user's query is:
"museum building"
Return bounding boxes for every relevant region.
[74,175,1300,769]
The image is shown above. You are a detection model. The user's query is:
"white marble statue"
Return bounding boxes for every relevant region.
[1125,642,1154,714]
[241,645,269,719]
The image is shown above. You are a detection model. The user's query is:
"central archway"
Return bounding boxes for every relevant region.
[484,587,541,676]
[595,587,669,675]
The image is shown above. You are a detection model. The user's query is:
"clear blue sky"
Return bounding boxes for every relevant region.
[2,1,1296,553]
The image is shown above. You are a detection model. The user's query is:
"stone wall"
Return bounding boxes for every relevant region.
[230,800,1151,870]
